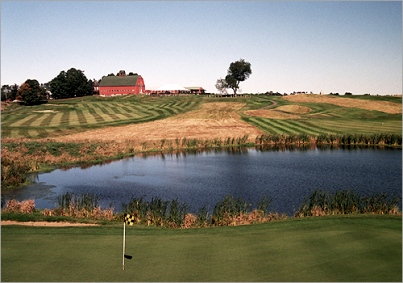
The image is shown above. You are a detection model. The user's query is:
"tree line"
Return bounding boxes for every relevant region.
[2,59,252,105]
[1,68,95,105]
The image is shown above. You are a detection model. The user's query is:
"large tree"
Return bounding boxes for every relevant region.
[17,79,46,105]
[225,59,252,96]
[49,68,93,99]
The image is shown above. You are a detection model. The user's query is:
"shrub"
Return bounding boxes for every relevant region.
[3,199,36,214]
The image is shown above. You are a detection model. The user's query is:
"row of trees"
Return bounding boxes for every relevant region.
[1,68,94,105]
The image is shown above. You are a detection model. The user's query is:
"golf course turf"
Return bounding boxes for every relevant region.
[1,95,401,281]
[1,215,401,282]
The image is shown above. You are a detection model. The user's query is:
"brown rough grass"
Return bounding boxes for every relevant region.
[1,221,99,226]
[282,94,402,114]
[276,105,312,114]
[52,102,265,143]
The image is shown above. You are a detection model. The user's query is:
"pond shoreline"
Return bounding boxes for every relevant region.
[3,146,401,219]
[1,137,401,192]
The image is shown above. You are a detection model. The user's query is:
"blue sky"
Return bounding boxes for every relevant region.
[1,1,402,94]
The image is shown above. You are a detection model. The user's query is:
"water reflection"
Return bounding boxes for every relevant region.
[3,146,401,216]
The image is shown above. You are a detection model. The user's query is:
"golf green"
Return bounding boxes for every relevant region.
[1,215,401,281]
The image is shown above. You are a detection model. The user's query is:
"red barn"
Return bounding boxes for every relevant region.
[99,71,145,96]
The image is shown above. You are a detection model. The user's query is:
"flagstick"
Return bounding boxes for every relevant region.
[123,221,125,271]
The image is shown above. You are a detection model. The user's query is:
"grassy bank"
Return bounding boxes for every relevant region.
[1,214,401,281]
[2,190,400,228]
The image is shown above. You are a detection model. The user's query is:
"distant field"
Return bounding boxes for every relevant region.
[243,95,402,135]
[1,96,200,139]
[1,94,401,140]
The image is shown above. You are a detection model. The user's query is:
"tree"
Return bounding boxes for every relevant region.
[1,84,18,101]
[215,78,228,95]
[17,79,46,105]
[49,68,93,99]
[225,59,252,96]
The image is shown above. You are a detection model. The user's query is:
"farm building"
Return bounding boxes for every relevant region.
[146,84,190,95]
[146,84,206,95]
[99,71,145,96]
[185,87,206,94]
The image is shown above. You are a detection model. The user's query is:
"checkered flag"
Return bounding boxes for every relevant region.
[122,214,134,270]
[124,214,135,226]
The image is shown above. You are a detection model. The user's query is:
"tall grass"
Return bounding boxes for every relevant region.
[121,197,188,228]
[3,190,401,227]
[256,133,402,146]
[316,133,402,146]
[295,189,401,217]
[120,194,285,228]
[42,192,114,220]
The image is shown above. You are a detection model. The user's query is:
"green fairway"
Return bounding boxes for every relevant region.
[1,96,201,139]
[242,96,402,135]
[1,95,401,139]
[2,215,401,281]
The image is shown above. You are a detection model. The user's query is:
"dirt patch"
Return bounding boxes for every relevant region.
[33,110,57,113]
[276,105,312,114]
[283,94,402,114]
[51,102,265,143]
[1,221,99,227]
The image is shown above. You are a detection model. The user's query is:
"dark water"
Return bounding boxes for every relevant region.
[3,146,402,216]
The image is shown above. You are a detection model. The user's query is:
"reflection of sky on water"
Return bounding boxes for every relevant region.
[3,147,401,216]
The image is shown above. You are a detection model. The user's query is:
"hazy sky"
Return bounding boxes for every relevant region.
[1,1,402,94]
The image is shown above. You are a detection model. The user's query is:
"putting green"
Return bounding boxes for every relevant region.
[1,215,401,281]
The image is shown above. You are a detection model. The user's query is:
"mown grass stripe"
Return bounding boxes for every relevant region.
[298,120,344,134]
[47,112,63,127]
[285,120,323,135]
[9,114,38,127]
[154,105,174,116]
[35,128,50,138]
[30,114,51,127]
[115,106,141,119]
[107,105,123,115]
[272,120,308,134]
[261,119,295,134]
[59,111,71,126]
[246,117,281,134]
[92,104,118,122]
[39,113,57,127]
[85,105,105,123]
[98,105,121,121]
[317,120,377,134]
[120,105,145,117]
[68,110,81,126]
[159,104,177,115]
[130,105,159,119]
[79,108,98,124]
[75,109,88,125]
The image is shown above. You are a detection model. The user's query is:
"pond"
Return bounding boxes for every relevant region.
[3,146,402,216]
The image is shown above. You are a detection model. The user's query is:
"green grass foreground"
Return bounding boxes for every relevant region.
[2,215,401,282]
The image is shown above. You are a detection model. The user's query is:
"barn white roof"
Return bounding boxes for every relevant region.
[155,84,189,91]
